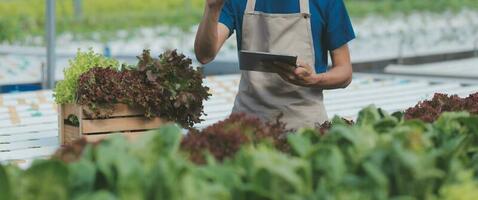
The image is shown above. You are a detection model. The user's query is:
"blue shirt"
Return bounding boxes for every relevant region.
[219,0,356,73]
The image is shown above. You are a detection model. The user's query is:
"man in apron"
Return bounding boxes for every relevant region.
[195,0,355,129]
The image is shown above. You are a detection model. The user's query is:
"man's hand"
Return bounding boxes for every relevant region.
[194,0,230,64]
[274,61,322,88]
[274,44,353,89]
[207,0,225,9]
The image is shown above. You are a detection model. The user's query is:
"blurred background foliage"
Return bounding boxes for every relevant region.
[0,0,477,43]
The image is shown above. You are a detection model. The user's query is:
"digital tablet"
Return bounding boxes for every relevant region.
[239,50,298,73]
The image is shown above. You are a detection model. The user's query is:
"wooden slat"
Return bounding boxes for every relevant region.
[81,117,166,134]
[59,104,66,145]
[81,104,144,118]
[325,84,461,111]
[85,131,145,143]
[203,104,234,114]
[62,125,80,145]
[0,114,56,126]
[7,106,20,125]
[59,104,166,144]
[325,83,460,106]
[0,146,58,161]
[0,123,56,135]
[17,98,27,105]
[385,58,478,78]
[204,98,230,106]
[62,104,79,117]
[0,104,55,115]
[0,109,56,121]
[324,81,427,98]
[36,91,49,104]
[59,104,81,145]
[0,137,58,151]
[0,131,58,143]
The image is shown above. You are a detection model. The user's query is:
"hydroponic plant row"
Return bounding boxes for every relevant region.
[1,91,478,200]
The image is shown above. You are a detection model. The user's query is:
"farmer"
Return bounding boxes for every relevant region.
[195,0,355,129]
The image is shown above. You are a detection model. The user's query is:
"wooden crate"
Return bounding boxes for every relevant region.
[59,104,166,145]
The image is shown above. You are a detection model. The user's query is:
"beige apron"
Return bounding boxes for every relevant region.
[232,0,328,129]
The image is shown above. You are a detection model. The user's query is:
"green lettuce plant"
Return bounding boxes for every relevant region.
[53,49,119,104]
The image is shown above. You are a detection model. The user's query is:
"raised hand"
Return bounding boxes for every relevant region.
[206,0,225,9]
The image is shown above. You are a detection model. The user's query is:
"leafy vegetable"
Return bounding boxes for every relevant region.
[233,145,313,199]
[405,92,478,122]
[74,191,117,200]
[18,160,69,200]
[76,50,210,127]
[317,116,355,135]
[440,171,478,200]
[54,49,120,104]
[181,113,289,164]
[0,165,12,200]
[68,159,97,198]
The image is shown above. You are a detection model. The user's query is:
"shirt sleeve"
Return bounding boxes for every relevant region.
[218,1,236,36]
[324,0,356,51]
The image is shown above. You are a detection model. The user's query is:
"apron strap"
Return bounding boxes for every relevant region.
[245,0,256,13]
[245,0,310,15]
[299,0,310,15]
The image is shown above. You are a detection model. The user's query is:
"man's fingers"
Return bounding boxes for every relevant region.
[276,63,308,82]
[296,60,307,67]
[296,61,314,73]
[278,71,307,87]
[294,67,310,78]
[275,61,311,87]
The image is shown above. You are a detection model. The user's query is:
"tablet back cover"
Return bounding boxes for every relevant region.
[239,50,297,73]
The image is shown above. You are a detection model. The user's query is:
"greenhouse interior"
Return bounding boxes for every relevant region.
[1,0,478,199]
